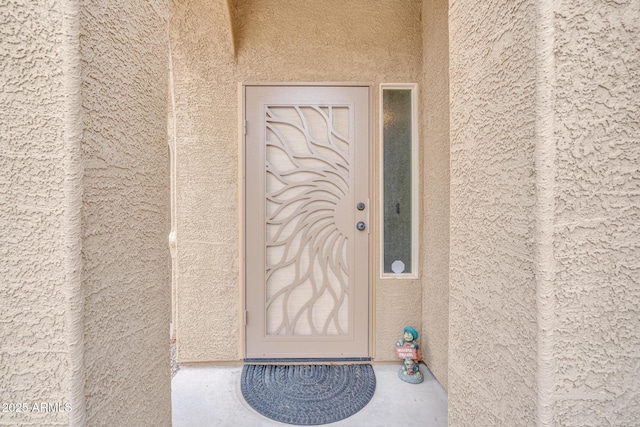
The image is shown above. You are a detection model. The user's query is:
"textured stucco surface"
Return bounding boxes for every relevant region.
[2,1,171,425]
[449,1,640,425]
[170,0,239,363]
[552,1,640,424]
[1,2,70,425]
[80,1,171,425]
[421,0,450,390]
[171,0,425,362]
[449,0,539,425]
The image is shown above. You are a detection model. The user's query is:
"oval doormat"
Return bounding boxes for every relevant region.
[241,364,376,425]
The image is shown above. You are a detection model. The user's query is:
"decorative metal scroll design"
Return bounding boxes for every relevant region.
[264,105,351,336]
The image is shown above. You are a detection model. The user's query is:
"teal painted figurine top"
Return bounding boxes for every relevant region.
[398,326,419,348]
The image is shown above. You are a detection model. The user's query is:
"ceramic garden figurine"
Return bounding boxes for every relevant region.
[395,326,424,384]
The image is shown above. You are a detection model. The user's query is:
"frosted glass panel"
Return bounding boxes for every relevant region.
[382,89,413,274]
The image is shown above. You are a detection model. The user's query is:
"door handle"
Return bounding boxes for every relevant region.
[356,221,366,231]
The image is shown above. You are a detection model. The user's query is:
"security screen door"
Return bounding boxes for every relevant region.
[244,85,370,359]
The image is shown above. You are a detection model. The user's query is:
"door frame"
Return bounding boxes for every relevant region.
[239,82,374,360]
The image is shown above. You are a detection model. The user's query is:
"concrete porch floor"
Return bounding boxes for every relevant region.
[172,363,448,426]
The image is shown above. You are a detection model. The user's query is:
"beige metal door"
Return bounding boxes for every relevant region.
[244,84,370,359]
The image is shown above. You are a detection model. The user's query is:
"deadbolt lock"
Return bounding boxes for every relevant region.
[356,221,366,231]
[356,202,365,211]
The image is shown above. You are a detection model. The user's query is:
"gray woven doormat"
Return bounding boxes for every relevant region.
[241,364,376,425]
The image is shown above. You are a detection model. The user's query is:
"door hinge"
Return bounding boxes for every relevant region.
[243,120,247,135]
[244,310,248,326]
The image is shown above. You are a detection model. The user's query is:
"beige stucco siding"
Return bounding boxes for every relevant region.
[449,0,539,424]
[170,0,239,362]
[421,0,450,390]
[552,1,640,424]
[449,0,640,425]
[171,0,429,364]
[80,1,171,424]
[1,1,171,425]
[1,2,71,425]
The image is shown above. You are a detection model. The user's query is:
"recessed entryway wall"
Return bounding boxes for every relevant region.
[169,0,449,388]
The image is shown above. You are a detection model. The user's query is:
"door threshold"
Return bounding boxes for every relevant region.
[244,357,372,364]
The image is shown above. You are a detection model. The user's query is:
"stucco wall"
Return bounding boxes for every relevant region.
[80,1,171,425]
[1,1,171,425]
[1,2,71,425]
[171,0,424,362]
[449,0,640,425]
[170,0,239,362]
[449,0,539,425]
[421,0,450,390]
[552,1,640,424]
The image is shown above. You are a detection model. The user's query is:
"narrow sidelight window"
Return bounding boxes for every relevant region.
[380,84,418,277]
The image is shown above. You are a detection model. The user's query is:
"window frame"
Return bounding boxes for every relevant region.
[379,83,419,279]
